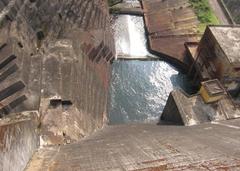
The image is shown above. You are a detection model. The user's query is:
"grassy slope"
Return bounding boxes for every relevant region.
[189,0,220,33]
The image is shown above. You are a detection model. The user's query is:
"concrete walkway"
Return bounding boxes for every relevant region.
[25,120,240,170]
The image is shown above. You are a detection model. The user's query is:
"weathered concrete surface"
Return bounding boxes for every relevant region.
[142,0,201,70]
[0,39,27,117]
[110,2,143,16]
[112,2,141,9]
[161,89,240,126]
[0,0,116,169]
[0,111,39,171]
[25,121,240,170]
[0,0,115,145]
[39,39,111,145]
[110,8,144,16]
[209,26,240,64]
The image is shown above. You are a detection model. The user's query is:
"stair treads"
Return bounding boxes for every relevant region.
[9,95,27,109]
[0,54,16,70]
[0,81,25,101]
[0,43,7,51]
[0,64,18,82]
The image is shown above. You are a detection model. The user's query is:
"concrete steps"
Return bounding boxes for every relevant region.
[0,80,26,117]
[0,42,26,117]
[81,41,114,63]
[61,0,108,31]
[0,63,18,82]
[0,49,18,80]
[0,89,26,116]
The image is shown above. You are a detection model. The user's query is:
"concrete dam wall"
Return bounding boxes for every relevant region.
[0,0,115,170]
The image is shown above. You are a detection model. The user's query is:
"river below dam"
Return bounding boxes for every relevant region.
[108,13,193,124]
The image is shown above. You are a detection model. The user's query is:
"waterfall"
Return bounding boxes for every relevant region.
[128,16,149,56]
[113,15,149,57]
[109,8,192,124]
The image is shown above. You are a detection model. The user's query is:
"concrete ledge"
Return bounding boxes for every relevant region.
[161,89,240,126]
[110,8,143,16]
[0,111,39,171]
[110,1,143,16]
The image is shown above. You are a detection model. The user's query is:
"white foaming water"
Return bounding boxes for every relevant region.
[113,15,149,57]
[109,13,192,124]
[128,16,149,56]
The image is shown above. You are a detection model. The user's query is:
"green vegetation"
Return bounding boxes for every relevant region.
[189,0,220,33]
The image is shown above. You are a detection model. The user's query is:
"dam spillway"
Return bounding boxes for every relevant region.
[0,0,240,170]
[109,14,193,124]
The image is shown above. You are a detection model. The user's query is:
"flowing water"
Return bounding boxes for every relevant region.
[109,8,192,124]
[112,15,149,57]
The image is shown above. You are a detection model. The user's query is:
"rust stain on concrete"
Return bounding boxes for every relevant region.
[142,0,201,69]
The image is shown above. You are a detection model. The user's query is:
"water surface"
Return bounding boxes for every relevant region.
[109,13,192,124]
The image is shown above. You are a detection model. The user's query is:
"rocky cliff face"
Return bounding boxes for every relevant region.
[0,0,115,145]
[223,0,240,24]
